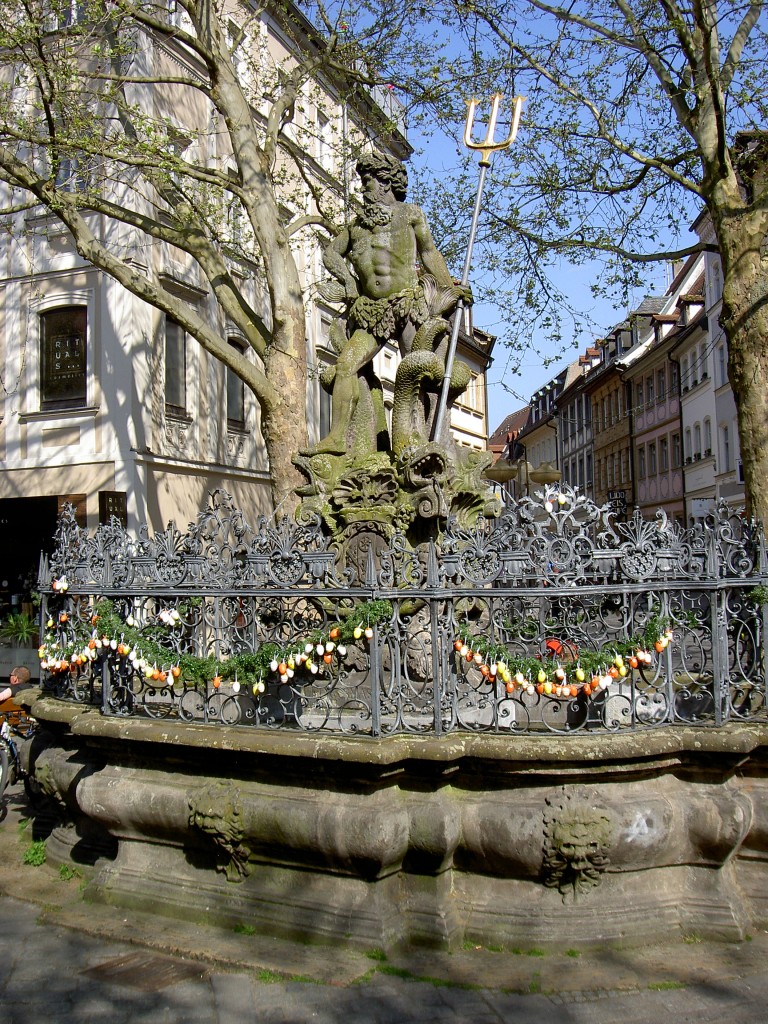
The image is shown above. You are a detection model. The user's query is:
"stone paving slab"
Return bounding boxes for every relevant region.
[3,894,768,1024]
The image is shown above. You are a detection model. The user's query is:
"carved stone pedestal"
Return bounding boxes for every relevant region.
[29,699,768,950]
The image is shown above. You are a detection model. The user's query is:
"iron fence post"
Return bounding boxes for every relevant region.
[101,653,111,716]
[430,595,443,737]
[371,620,382,738]
[711,584,725,726]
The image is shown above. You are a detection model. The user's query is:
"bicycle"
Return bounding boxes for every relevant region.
[0,707,43,809]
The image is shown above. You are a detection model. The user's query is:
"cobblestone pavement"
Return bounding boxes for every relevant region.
[2,789,767,1023]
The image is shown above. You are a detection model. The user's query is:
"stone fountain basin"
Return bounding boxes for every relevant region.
[29,697,768,950]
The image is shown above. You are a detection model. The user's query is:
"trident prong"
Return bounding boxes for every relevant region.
[430,94,526,444]
[464,93,525,166]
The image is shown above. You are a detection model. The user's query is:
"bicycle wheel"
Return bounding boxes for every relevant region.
[0,741,9,801]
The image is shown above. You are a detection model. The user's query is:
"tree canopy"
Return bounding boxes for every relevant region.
[385,2,762,353]
[0,0,430,508]
[388,1,768,515]
[0,1,766,513]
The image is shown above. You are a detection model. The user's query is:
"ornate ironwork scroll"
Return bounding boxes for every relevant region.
[39,486,767,736]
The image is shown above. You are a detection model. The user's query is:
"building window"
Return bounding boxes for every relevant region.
[44,0,87,31]
[319,362,333,440]
[660,436,669,472]
[698,344,707,379]
[55,154,91,192]
[228,199,244,248]
[657,368,666,402]
[671,361,679,395]
[638,447,646,479]
[648,442,657,475]
[672,432,681,468]
[717,344,727,388]
[226,339,246,429]
[645,375,654,407]
[317,112,334,173]
[40,306,87,410]
[694,423,702,458]
[165,316,187,415]
[722,425,730,471]
[635,381,643,412]
[704,418,712,455]
[685,427,692,459]
[681,356,689,389]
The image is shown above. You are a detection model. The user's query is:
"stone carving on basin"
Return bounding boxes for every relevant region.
[189,783,252,882]
[542,789,614,902]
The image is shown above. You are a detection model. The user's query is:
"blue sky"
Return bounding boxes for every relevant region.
[404,100,676,435]
[480,258,670,433]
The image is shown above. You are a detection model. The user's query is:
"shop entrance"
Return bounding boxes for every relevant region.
[0,496,60,617]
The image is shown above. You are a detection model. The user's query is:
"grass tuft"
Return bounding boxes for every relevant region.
[23,840,46,866]
[255,968,286,984]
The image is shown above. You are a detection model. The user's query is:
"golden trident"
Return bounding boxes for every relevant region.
[431,94,526,443]
[464,93,525,165]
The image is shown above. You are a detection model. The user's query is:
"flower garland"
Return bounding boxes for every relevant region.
[38,591,393,696]
[40,583,675,706]
[452,618,674,700]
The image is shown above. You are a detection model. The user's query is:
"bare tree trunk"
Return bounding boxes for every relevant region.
[260,319,309,514]
[718,213,768,524]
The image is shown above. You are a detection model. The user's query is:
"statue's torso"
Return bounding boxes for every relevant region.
[348,204,420,300]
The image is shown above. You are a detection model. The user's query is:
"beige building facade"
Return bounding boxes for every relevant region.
[0,4,492,607]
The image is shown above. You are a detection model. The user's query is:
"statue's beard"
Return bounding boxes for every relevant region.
[358,198,393,229]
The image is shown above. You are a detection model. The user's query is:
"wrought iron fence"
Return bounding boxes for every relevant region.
[37,486,768,736]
